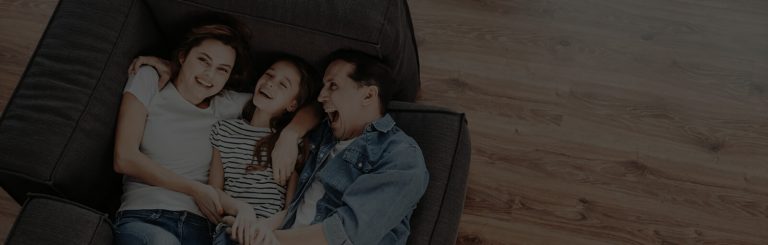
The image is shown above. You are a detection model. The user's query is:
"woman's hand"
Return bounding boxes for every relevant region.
[190,182,223,223]
[128,56,172,88]
[271,130,299,185]
[232,202,258,245]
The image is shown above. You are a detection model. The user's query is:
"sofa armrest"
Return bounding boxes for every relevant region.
[4,194,113,245]
[388,101,471,245]
[0,0,163,213]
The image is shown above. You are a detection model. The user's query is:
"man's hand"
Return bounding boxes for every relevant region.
[223,214,281,245]
[252,216,283,245]
[232,202,258,245]
[128,56,172,88]
[271,130,299,185]
[190,183,223,223]
[253,227,280,245]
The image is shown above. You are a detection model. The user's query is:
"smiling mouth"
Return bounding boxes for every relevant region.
[196,77,213,88]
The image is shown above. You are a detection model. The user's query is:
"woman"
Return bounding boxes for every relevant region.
[113,22,251,245]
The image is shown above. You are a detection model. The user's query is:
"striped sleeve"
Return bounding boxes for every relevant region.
[210,120,223,150]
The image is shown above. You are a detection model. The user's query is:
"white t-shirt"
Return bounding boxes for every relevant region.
[293,137,359,227]
[119,66,251,216]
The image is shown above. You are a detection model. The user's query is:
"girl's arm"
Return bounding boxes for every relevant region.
[209,148,225,190]
[113,93,222,222]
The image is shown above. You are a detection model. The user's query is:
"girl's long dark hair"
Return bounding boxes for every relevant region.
[240,54,319,174]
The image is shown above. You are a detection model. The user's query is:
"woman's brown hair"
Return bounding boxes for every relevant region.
[170,20,252,93]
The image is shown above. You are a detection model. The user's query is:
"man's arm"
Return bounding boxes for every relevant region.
[272,224,327,245]
[272,144,429,244]
[284,171,299,209]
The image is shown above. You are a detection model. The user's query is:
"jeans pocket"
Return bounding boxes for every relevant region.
[115,210,163,227]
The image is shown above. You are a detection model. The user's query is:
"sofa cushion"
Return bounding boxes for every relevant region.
[5,194,113,245]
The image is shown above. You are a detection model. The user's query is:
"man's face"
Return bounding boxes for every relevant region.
[318,60,370,140]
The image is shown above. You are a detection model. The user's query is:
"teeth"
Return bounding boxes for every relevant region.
[259,90,272,99]
[197,78,212,87]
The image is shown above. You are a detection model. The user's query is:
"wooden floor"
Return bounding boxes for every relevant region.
[2,0,768,244]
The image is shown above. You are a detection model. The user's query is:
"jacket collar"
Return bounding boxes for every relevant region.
[367,114,395,133]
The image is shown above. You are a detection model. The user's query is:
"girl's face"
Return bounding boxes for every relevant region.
[176,39,236,104]
[252,60,301,117]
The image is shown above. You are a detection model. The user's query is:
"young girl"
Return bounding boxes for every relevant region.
[207,55,319,245]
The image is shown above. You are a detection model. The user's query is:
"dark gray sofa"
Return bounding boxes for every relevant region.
[0,0,470,244]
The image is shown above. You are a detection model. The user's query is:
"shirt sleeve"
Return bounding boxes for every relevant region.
[320,143,430,245]
[213,90,252,119]
[209,120,223,150]
[123,66,160,108]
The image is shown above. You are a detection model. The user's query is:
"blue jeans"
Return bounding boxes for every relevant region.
[114,209,214,245]
[212,223,237,245]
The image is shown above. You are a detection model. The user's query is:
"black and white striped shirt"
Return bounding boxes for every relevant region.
[209,119,285,219]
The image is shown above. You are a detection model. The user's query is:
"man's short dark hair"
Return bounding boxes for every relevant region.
[326,49,399,114]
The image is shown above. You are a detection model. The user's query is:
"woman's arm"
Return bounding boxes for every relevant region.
[113,93,222,222]
[271,102,322,185]
[215,188,249,217]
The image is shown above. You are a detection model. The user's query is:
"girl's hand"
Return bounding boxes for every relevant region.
[271,130,299,185]
[191,183,223,223]
[232,203,257,245]
[128,56,172,88]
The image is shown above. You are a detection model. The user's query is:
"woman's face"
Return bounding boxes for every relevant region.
[252,60,301,117]
[176,39,236,103]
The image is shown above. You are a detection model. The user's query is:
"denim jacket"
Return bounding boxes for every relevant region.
[281,114,429,245]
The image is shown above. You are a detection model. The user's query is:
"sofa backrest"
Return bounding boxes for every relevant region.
[144,0,421,101]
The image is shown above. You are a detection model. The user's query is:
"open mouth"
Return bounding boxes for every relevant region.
[326,110,340,124]
[258,89,273,99]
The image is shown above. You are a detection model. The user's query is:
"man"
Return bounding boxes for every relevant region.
[236,50,429,245]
